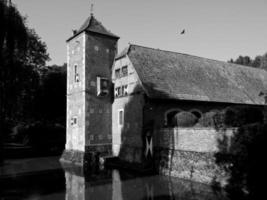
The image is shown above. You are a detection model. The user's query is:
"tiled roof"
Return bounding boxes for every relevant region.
[67,15,119,41]
[125,44,267,105]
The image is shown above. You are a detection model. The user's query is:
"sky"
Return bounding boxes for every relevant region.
[12,0,267,65]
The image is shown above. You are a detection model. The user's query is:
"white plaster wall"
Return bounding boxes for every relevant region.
[158,128,234,153]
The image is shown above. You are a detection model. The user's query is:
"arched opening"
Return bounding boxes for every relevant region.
[190,109,202,119]
[164,109,182,127]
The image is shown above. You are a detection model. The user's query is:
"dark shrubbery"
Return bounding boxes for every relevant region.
[11,122,65,152]
[215,106,266,200]
[223,106,263,127]
[173,111,198,127]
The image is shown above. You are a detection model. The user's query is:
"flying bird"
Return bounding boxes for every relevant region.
[180,29,185,34]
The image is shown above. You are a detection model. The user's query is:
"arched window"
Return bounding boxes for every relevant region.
[164,109,182,127]
[190,109,202,119]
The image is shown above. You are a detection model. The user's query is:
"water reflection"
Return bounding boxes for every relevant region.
[1,157,226,200]
[63,166,226,200]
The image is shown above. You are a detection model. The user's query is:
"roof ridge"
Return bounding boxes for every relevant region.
[128,43,267,73]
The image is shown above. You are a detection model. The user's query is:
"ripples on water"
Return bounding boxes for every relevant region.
[1,159,226,200]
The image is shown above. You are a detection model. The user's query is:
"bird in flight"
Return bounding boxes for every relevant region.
[180,29,185,34]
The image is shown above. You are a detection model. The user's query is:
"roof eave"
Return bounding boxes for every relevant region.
[85,30,120,39]
[66,30,84,42]
[147,95,265,106]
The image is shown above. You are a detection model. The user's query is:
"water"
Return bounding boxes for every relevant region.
[0,157,226,200]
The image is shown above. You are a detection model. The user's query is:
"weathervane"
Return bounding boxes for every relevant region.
[90,2,94,16]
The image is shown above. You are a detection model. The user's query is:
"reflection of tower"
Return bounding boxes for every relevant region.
[112,170,123,200]
[65,171,85,200]
[60,12,119,167]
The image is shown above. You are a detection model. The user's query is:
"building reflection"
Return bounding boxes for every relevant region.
[65,171,85,200]
[63,166,226,200]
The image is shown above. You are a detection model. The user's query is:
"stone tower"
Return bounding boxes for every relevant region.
[60,13,119,167]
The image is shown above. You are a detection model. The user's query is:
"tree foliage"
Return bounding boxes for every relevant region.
[34,64,66,124]
[0,1,50,122]
[214,106,266,199]
[229,53,267,71]
[0,1,51,161]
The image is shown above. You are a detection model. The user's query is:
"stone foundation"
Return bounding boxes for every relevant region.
[154,147,228,185]
[60,144,112,169]
[60,149,85,166]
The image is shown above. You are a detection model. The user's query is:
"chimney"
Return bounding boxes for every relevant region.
[72,29,77,35]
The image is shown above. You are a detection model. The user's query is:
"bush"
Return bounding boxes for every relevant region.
[224,106,263,127]
[173,111,198,127]
[11,122,65,151]
[215,105,266,199]
[216,123,267,199]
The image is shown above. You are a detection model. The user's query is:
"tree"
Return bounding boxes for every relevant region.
[229,53,267,71]
[0,1,50,162]
[259,53,267,71]
[229,56,253,67]
[34,64,66,124]
[215,106,266,199]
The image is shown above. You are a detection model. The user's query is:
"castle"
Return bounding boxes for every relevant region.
[60,13,267,183]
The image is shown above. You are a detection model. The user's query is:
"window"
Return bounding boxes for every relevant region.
[115,85,128,98]
[117,87,121,96]
[115,69,121,79]
[74,65,79,82]
[118,110,124,126]
[97,76,109,96]
[191,110,202,119]
[71,116,78,126]
[122,85,128,96]
[122,66,128,76]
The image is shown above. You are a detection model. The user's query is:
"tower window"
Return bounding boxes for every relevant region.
[118,109,124,126]
[97,76,109,96]
[71,116,78,126]
[74,65,79,82]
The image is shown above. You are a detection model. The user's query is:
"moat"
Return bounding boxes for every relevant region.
[0,156,227,200]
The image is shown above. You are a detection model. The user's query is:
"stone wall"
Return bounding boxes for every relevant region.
[154,128,234,184]
[85,33,118,149]
[66,33,86,152]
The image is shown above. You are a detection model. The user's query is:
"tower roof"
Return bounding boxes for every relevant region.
[67,15,119,42]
